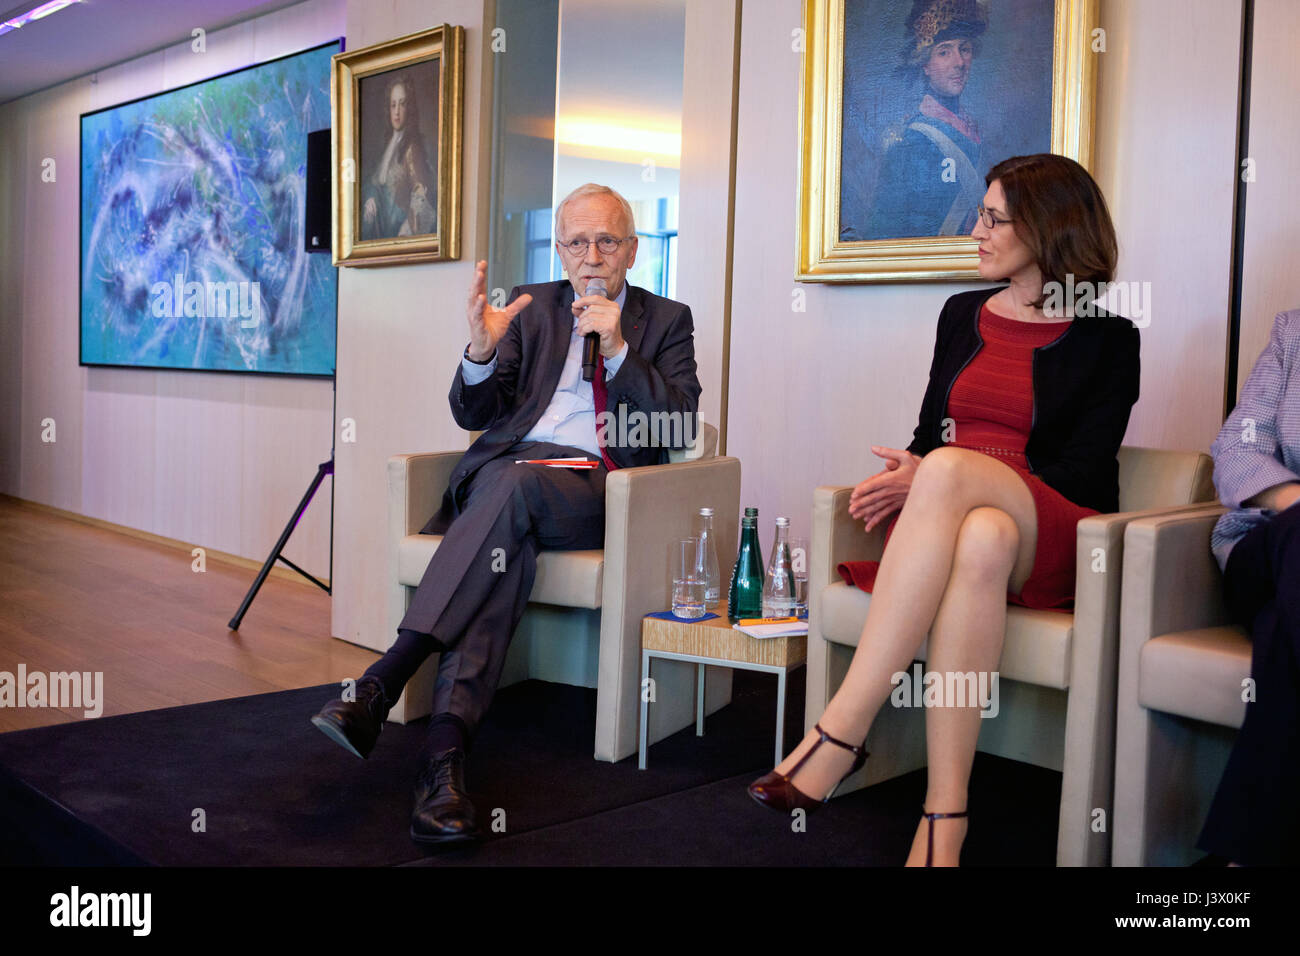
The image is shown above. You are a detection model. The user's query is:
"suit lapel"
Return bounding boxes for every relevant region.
[621,285,647,353]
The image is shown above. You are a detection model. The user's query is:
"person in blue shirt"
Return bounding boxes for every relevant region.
[1199,308,1300,866]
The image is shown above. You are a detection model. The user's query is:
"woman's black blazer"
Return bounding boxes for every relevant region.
[905,286,1141,514]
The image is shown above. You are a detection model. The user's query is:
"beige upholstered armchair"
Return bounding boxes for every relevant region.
[804,446,1215,866]
[386,423,742,763]
[1113,504,1248,866]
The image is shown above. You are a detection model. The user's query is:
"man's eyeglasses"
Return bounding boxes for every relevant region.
[977,204,1013,229]
[558,236,635,256]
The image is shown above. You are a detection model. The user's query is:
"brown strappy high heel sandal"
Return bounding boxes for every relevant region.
[920,807,969,866]
[747,723,868,813]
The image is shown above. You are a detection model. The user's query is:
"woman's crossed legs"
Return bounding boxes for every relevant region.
[777,446,1039,865]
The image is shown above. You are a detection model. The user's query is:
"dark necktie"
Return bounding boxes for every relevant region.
[591,353,619,471]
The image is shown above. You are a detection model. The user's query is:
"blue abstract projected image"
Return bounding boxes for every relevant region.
[80,42,339,375]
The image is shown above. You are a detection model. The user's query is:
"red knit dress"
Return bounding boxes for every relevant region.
[838,303,1099,612]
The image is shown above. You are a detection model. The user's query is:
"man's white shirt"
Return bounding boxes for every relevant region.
[460,283,630,457]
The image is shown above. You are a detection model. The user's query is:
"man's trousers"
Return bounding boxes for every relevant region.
[364,442,606,738]
[1197,501,1300,864]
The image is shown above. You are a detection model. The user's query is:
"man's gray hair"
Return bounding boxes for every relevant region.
[554,183,636,239]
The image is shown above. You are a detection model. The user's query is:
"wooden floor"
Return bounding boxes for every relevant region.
[0,496,378,733]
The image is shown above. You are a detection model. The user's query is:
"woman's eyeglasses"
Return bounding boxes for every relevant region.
[977,204,1013,229]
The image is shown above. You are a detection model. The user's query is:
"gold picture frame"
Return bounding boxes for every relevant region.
[796,0,1098,283]
[332,25,464,267]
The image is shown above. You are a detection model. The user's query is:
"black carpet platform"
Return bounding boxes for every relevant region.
[0,671,1061,866]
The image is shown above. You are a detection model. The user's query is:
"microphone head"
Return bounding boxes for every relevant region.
[585,278,609,299]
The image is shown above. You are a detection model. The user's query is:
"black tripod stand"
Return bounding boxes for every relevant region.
[228,457,334,629]
[230,345,337,629]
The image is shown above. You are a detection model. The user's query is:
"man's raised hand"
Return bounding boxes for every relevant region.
[466,260,532,362]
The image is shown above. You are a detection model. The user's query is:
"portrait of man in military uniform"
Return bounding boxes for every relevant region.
[838,0,1055,242]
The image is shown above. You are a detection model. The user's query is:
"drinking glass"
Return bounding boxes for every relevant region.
[790,535,810,620]
[671,538,707,619]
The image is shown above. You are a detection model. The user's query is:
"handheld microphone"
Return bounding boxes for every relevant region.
[581,277,608,383]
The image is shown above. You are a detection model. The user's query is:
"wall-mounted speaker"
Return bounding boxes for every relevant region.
[305,128,331,254]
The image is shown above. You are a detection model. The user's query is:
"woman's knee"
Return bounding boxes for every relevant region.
[951,507,1020,581]
[909,446,997,513]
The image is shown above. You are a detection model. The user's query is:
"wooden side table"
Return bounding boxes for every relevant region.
[638,610,807,769]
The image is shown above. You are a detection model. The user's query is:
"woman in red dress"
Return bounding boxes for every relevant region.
[748,154,1141,865]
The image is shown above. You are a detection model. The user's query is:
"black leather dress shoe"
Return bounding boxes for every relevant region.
[410,747,481,846]
[310,675,390,759]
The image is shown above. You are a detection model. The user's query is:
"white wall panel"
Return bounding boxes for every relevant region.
[152,373,246,556]
[1093,0,1241,449]
[0,96,26,495]
[82,370,158,533]
[676,0,739,447]
[1237,0,1300,394]
[240,376,334,580]
[160,18,256,91]
[20,83,88,514]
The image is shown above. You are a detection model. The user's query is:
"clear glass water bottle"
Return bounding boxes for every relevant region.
[728,509,764,623]
[763,517,796,618]
[697,507,721,606]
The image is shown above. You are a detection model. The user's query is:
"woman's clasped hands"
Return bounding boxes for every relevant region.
[848,446,923,532]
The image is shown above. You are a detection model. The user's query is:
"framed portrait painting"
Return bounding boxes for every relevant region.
[796,0,1098,282]
[332,25,464,267]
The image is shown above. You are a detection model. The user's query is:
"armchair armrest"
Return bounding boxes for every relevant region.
[594,455,742,762]
[1072,501,1233,662]
[1121,504,1233,642]
[810,485,886,597]
[1112,505,1235,864]
[388,452,463,538]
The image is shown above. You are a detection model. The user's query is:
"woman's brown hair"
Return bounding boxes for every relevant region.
[986,153,1118,310]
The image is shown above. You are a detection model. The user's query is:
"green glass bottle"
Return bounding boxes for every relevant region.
[728,508,765,623]
[744,507,763,570]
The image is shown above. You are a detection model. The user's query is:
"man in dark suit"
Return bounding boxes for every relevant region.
[311,183,701,845]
